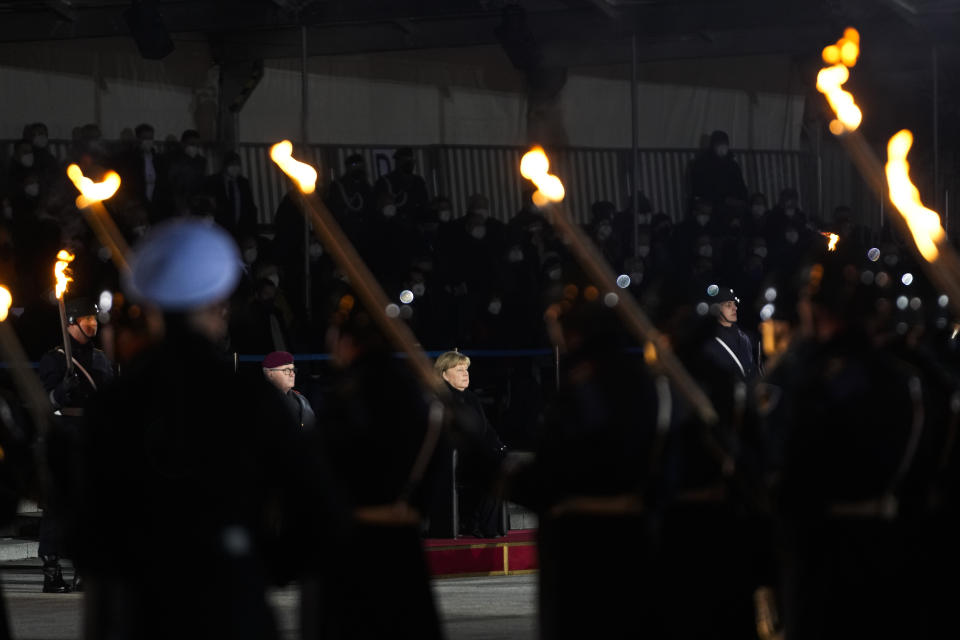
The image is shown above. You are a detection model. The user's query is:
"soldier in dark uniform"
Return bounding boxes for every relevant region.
[508,295,663,639]
[374,147,429,219]
[262,350,316,430]
[702,285,759,382]
[305,306,443,640]
[766,253,940,639]
[77,220,331,639]
[37,296,113,593]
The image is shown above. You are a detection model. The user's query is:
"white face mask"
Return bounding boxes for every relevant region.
[508,248,524,263]
[140,139,154,152]
[227,165,241,178]
[185,145,199,158]
[438,209,452,222]
[488,298,502,315]
[32,135,48,149]
[696,214,709,226]
[754,246,768,258]
[597,225,612,241]
[784,207,796,217]
[785,229,799,244]
[133,225,148,238]
[630,271,644,284]
[751,204,765,217]
[547,268,562,281]
[637,214,650,225]
[638,245,650,257]
[266,273,280,288]
[20,153,34,168]
[412,282,426,297]
[2,204,11,219]
[714,144,729,157]
[309,242,323,259]
[698,245,713,258]
[243,248,258,264]
[24,183,39,197]
[382,204,397,218]
[470,225,487,240]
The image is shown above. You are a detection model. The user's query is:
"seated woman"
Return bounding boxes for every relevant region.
[435,351,507,538]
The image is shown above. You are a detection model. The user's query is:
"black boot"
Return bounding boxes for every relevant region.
[41,555,71,594]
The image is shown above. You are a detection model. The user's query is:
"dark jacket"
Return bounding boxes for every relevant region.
[703,323,758,382]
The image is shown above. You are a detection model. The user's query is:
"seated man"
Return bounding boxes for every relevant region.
[263,351,316,430]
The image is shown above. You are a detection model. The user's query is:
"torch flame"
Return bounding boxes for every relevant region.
[54,250,75,300]
[269,140,318,194]
[885,129,946,263]
[520,146,565,204]
[816,28,862,134]
[0,286,11,322]
[820,232,839,251]
[66,164,121,209]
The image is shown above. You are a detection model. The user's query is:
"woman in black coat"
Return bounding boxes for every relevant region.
[436,351,507,538]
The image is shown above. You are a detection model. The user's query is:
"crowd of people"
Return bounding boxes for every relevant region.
[1,122,882,361]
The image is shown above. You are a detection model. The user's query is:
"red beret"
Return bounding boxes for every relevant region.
[262,351,294,369]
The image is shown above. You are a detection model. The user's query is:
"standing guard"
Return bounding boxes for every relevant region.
[37,296,113,593]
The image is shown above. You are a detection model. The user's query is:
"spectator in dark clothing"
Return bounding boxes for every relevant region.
[374,147,429,219]
[690,130,748,222]
[164,129,208,216]
[205,151,258,242]
[6,140,36,194]
[24,123,60,190]
[324,153,375,236]
[118,123,168,221]
[262,351,316,430]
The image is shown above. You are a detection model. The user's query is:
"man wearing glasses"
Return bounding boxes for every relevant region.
[263,351,315,429]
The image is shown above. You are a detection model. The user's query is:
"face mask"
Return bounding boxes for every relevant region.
[597,225,612,241]
[630,271,644,284]
[266,273,280,288]
[140,139,154,152]
[412,282,426,297]
[547,267,562,281]
[698,244,713,258]
[243,248,258,264]
[227,165,241,178]
[784,207,796,217]
[382,204,397,218]
[24,183,39,198]
[20,153,34,168]
[696,214,709,226]
[133,225,148,238]
[472,208,490,219]
[751,204,765,217]
[438,209,452,222]
[638,245,650,258]
[470,225,487,240]
[714,144,729,157]
[730,218,742,229]
[32,135,48,149]
[185,145,199,158]
[754,246,768,258]
[309,242,323,259]
[488,298,502,315]
[785,229,799,244]
[508,248,524,263]
[2,204,11,219]
[637,214,650,225]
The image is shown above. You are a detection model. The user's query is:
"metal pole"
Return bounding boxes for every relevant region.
[301,24,312,321]
[631,34,640,256]
[553,344,560,392]
[933,46,940,212]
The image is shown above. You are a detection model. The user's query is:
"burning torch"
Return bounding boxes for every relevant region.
[269,140,448,523]
[817,28,960,317]
[519,145,720,428]
[54,250,75,375]
[65,164,129,273]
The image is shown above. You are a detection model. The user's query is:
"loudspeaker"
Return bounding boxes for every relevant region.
[123,1,175,60]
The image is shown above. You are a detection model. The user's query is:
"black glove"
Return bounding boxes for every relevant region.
[52,372,84,408]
